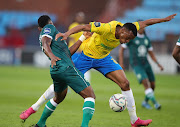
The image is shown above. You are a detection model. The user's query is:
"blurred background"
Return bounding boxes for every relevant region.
[0,0,179,74]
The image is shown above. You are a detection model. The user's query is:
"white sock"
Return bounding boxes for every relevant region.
[50,98,58,107]
[122,89,138,124]
[84,71,91,83]
[145,88,153,95]
[31,84,55,111]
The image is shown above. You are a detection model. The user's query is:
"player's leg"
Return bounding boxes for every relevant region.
[150,81,155,91]
[35,72,68,127]
[133,66,152,109]
[141,79,153,109]
[106,70,152,126]
[36,89,68,127]
[146,66,161,110]
[79,86,95,127]
[95,55,152,126]
[84,71,91,82]
[66,66,95,127]
[20,84,55,120]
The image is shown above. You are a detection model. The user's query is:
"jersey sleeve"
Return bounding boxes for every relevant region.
[90,22,110,35]
[176,37,180,46]
[41,24,56,40]
[133,22,140,31]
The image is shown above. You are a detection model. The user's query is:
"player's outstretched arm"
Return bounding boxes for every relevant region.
[172,45,180,64]
[69,32,92,56]
[55,24,91,41]
[138,14,176,29]
[42,36,61,67]
[148,51,164,71]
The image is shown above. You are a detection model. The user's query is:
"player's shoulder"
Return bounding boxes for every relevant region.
[109,20,124,27]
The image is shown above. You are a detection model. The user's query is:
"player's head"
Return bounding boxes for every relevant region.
[38,15,53,28]
[119,23,137,44]
[75,12,85,24]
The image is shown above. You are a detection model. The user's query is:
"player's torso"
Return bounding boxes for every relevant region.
[39,25,74,73]
[128,36,150,66]
[84,21,120,59]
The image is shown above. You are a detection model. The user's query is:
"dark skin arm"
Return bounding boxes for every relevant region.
[55,24,91,41]
[138,14,176,29]
[41,36,61,68]
[69,32,92,55]
[148,50,164,71]
[119,46,126,70]
[172,45,180,64]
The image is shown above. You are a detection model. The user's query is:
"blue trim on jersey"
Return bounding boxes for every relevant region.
[73,52,122,75]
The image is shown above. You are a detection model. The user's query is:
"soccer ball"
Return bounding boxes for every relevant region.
[109,94,127,112]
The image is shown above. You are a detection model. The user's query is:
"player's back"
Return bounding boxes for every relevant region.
[39,24,74,73]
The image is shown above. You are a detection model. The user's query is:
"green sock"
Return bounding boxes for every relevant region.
[146,92,157,104]
[144,95,149,102]
[81,98,95,127]
[37,100,56,127]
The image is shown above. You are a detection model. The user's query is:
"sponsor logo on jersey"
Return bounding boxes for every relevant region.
[44,28,51,34]
[144,39,148,45]
[94,22,101,27]
[135,40,140,45]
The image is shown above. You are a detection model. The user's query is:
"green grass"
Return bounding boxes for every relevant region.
[0,66,179,127]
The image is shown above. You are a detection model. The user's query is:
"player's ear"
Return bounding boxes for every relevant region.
[38,27,42,32]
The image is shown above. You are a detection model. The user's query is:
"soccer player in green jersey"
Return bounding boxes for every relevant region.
[119,26,164,110]
[172,36,180,64]
[32,15,96,127]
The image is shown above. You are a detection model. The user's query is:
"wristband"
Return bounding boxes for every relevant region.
[79,34,86,42]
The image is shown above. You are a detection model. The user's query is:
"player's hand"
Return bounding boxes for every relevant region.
[158,64,164,71]
[50,55,61,68]
[163,14,177,22]
[55,32,69,41]
[83,32,92,39]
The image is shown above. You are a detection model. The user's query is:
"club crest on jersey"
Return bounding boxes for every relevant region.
[44,28,51,34]
[94,22,101,27]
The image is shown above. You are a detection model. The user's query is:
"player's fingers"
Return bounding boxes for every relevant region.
[55,33,63,41]
[57,57,61,61]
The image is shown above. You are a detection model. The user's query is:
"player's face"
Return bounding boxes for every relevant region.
[119,29,135,44]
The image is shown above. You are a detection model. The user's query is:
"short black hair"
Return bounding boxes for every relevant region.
[38,15,51,28]
[123,23,137,36]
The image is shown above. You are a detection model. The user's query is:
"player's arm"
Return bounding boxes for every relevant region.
[41,36,61,68]
[138,14,176,29]
[55,24,91,41]
[119,45,126,70]
[172,45,180,64]
[148,50,164,71]
[69,32,92,55]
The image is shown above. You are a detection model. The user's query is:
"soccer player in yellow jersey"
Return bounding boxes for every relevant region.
[55,14,176,127]
[68,12,91,82]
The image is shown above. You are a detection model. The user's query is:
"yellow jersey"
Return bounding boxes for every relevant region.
[83,21,140,59]
[68,22,84,52]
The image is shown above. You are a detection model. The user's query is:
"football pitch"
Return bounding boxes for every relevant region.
[0,66,179,127]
